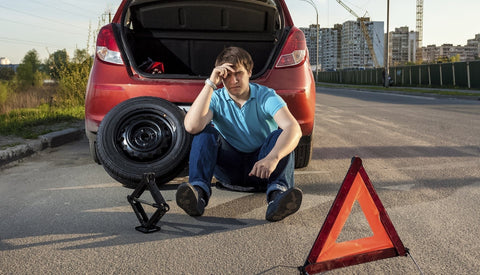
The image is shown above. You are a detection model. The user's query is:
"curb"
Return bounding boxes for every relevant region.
[0,127,85,167]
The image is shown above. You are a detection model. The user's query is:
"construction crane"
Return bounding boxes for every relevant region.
[416,0,423,61]
[335,0,380,67]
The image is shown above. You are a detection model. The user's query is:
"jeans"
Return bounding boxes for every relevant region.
[188,126,295,204]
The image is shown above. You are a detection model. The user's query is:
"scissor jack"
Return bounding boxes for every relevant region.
[127,173,170,233]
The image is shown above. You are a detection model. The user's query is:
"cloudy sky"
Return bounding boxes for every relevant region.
[0,0,478,64]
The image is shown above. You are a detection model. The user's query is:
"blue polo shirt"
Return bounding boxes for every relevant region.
[209,83,286,153]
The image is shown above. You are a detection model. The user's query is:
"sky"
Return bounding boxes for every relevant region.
[0,0,478,64]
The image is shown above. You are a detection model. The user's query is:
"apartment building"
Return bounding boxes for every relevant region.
[318,24,342,71]
[340,18,384,69]
[421,34,479,63]
[388,26,418,65]
[0,57,11,65]
[466,34,480,60]
[422,45,440,63]
[301,18,384,70]
[301,19,384,70]
[300,24,319,69]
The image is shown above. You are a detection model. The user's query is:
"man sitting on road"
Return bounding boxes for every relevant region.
[176,46,303,222]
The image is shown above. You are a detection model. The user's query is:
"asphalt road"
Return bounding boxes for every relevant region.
[1,87,479,274]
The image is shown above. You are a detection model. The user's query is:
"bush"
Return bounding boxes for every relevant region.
[0,81,13,114]
[56,58,92,107]
[0,82,9,105]
[0,67,15,81]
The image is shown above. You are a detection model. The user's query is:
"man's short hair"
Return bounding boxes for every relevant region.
[215,47,254,72]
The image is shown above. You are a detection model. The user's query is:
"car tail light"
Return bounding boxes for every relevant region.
[275,27,307,68]
[96,24,124,65]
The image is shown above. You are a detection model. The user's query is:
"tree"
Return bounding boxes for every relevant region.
[449,54,461,63]
[0,66,15,81]
[72,48,91,64]
[16,49,43,87]
[56,48,93,106]
[46,49,69,80]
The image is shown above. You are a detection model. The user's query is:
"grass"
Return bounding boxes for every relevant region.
[0,84,56,114]
[0,104,84,139]
[0,142,22,150]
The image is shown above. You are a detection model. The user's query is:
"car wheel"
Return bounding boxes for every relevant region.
[96,97,192,188]
[294,135,312,169]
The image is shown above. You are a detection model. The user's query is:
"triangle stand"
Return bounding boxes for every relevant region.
[127,172,170,233]
[300,157,408,274]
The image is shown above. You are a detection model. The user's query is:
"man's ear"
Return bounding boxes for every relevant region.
[248,70,252,77]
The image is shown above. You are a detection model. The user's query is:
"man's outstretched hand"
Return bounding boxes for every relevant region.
[249,157,279,179]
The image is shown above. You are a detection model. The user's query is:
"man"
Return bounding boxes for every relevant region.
[176,46,302,222]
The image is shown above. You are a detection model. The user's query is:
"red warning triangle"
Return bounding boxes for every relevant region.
[302,157,407,274]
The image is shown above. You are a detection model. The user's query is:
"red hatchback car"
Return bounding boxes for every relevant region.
[85,0,316,188]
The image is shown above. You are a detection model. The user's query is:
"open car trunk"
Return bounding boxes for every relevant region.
[119,0,285,78]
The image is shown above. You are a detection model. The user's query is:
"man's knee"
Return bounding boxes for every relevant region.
[192,125,220,146]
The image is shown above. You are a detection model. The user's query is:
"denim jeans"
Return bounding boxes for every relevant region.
[188,125,295,204]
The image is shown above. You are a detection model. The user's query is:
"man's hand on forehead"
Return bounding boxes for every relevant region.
[216,63,236,79]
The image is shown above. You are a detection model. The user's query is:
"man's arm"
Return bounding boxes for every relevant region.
[249,106,302,179]
[184,83,214,134]
[184,63,234,134]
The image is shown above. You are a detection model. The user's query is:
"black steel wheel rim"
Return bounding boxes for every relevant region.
[116,111,175,162]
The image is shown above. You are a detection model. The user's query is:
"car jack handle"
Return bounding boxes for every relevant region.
[127,173,170,233]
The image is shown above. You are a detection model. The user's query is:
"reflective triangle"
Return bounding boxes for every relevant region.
[303,157,407,274]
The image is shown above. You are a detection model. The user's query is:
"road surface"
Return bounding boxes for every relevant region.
[1,87,479,274]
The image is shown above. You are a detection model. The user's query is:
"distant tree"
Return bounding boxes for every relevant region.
[449,54,461,63]
[46,49,69,80]
[72,48,91,64]
[0,67,15,81]
[16,49,43,87]
[435,55,450,64]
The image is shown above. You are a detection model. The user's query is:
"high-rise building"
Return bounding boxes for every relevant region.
[421,34,480,63]
[0,57,11,65]
[318,24,342,71]
[388,26,419,65]
[422,45,440,63]
[300,24,319,68]
[301,18,387,70]
[466,34,480,60]
[340,18,384,69]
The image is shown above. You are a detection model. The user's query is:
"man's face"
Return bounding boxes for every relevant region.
[221,63,252,97]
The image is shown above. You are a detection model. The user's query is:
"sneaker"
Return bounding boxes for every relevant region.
[265,187,303,222]
[176,182,206,216]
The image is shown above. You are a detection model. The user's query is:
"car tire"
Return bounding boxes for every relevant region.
[294,135,312,169]
[96,97,192,188]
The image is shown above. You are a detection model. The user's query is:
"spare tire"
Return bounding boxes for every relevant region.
[96,97,192,188]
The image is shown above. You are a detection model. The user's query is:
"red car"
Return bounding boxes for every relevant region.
[85,0,316,188]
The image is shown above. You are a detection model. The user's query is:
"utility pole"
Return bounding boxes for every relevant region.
[384,0,390,87]
[300,0,319,81]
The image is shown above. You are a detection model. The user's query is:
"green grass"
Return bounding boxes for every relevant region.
[0,142,22,150]
[0,104,84,139]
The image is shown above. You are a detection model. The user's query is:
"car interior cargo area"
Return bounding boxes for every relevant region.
[122,0,283,77]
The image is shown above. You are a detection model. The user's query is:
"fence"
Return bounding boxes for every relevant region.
[316,60,480,89]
